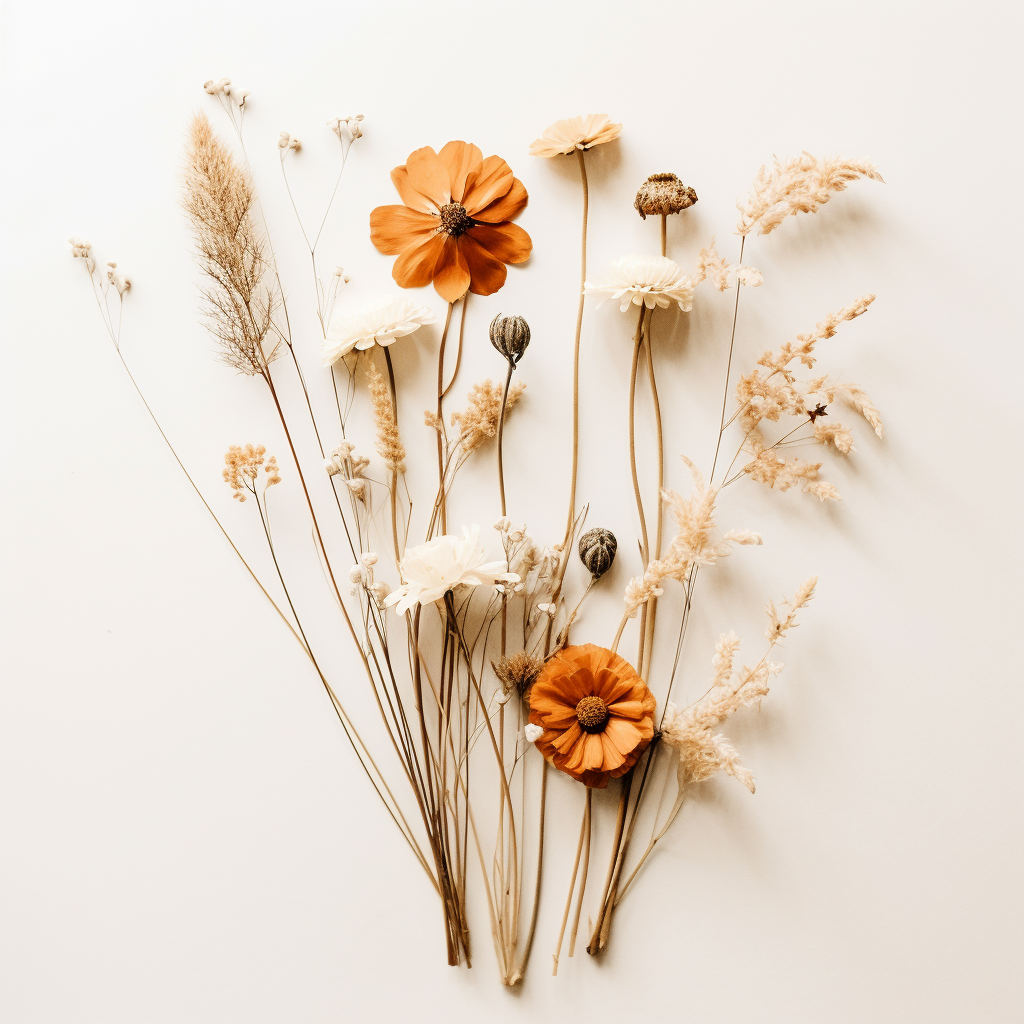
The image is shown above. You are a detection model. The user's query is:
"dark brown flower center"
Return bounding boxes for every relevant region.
[575,695,609,733]
[439,201,472,237]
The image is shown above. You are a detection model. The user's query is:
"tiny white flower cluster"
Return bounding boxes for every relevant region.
[106,261,131,296]
[328,114,364,143]
[524,724,544,744]
[203,78,249,107]
[349,552,390,607]
[278,132,301,153]
[332,266,351,283]
[69,237,96,274]
[324,439,369,501]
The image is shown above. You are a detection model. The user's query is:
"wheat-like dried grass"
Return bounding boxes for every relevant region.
[184,112,279,376]
[441,379,527,453]
[366,362,406,471]
[737,153,883,236]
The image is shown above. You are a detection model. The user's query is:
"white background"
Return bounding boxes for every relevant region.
[2,1,1021,1021]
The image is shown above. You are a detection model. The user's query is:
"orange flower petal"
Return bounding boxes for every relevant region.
[391,232,445,290]
[405,147,451,209]
[370,205,439,255]
[600,733,627,772]
[473,178,528,224]
[463,155,514,214]
[604,716,642,753]
[550,721,582,755]
[606,700,647,721]
[390,167,439,215]
[460,234,507,296]
[432,236,471,303]
[530,692,575,721]
[465,222,532,266]
[438,141,483,204]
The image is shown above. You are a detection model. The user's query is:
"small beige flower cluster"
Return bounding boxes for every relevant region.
[328,115,364,143]
[324,439,370,502]
[434,379,527,454]
[203,77,249,107]
[694,239,762,292]
[348,552,391,607]
[278,131,301,153]
[222,444,280,501]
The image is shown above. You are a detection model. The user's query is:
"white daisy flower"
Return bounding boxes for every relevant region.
[384,525,519,615]
[324,295,435,365]
[585,254,694,313]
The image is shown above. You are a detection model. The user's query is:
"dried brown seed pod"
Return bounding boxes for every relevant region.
[634,172,698,220]
[494,651,545,698]
[579,527,617,579]
[489,314,531,365]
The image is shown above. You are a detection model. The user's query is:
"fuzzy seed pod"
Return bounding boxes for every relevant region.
[579,527,617,579]
[634,173,698,220]
[489,314,530,365]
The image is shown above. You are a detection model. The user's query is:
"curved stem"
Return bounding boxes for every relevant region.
[552,788,590,975]
[383,346,402,563]
[568,788,593,956]
[640,312,665,682]
[565,148,589,541]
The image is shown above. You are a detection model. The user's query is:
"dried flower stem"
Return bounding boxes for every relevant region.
[565,148,589,540]
[709,236,747,484]
[640,311,665,682]
[587,772,630,955]
[552,787,591,975]
[510,759,547,985]
[435,302,455,536]
[567,788,593,957]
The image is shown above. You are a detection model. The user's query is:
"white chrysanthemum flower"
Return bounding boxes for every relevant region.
[384,525,519,615]
[585,254,694,313]
[323,295,436,365]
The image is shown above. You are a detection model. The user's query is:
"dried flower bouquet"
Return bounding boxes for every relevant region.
[71,81,885,984]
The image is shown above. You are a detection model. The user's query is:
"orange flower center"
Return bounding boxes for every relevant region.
[439,201,472,237]
[575,695,609,733]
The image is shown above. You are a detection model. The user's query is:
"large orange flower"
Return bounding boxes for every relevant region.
[370,142,532,303]
[529,644,656,789]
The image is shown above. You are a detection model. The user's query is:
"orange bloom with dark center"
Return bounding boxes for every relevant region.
[529,644,657,788]
[370,142,532,303]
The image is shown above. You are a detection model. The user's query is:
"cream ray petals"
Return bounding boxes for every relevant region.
[466,222,532,265]
[370,205,439,254]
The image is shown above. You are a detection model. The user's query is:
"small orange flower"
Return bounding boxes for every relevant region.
[529,644,656,789]
[370,142,532,303]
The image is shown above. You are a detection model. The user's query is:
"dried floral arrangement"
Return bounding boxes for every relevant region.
[70,82,885,985]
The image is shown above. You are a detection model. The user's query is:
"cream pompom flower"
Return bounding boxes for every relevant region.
[384,525,519,615]
[324,295,435,365]
[585,254,694,312]
[529,115,622,158]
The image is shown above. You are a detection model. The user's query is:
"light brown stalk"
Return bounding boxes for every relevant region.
[587,771,631,955]
[510,759,547,985]
[565,147,589,541]
[568,788,593,956]
[552,788,590,975]
[627,306,651,669]
[435,302,455,536]
[383,346,402,562]
[640,311,664,682]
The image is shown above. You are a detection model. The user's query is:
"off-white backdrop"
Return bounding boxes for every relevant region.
[2,1,1021,1021]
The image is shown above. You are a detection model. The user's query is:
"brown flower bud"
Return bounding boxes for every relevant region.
[579,527,617,579]
[634,173,698,220]
[489,314,530,365]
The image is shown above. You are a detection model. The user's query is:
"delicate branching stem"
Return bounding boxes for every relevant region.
[709,236,746,485]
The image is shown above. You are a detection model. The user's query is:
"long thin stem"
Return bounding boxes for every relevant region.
[565,148,589,541]
[383,346,402,562]
[709,235,746,485]
[435,303,455,536]
[640,311,664,683]
[552,790,590,976]
[568,787,593,957]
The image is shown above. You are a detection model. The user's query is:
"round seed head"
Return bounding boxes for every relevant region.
[634,172,698,220]
[489,314,531,365]
[579,527,617,579]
